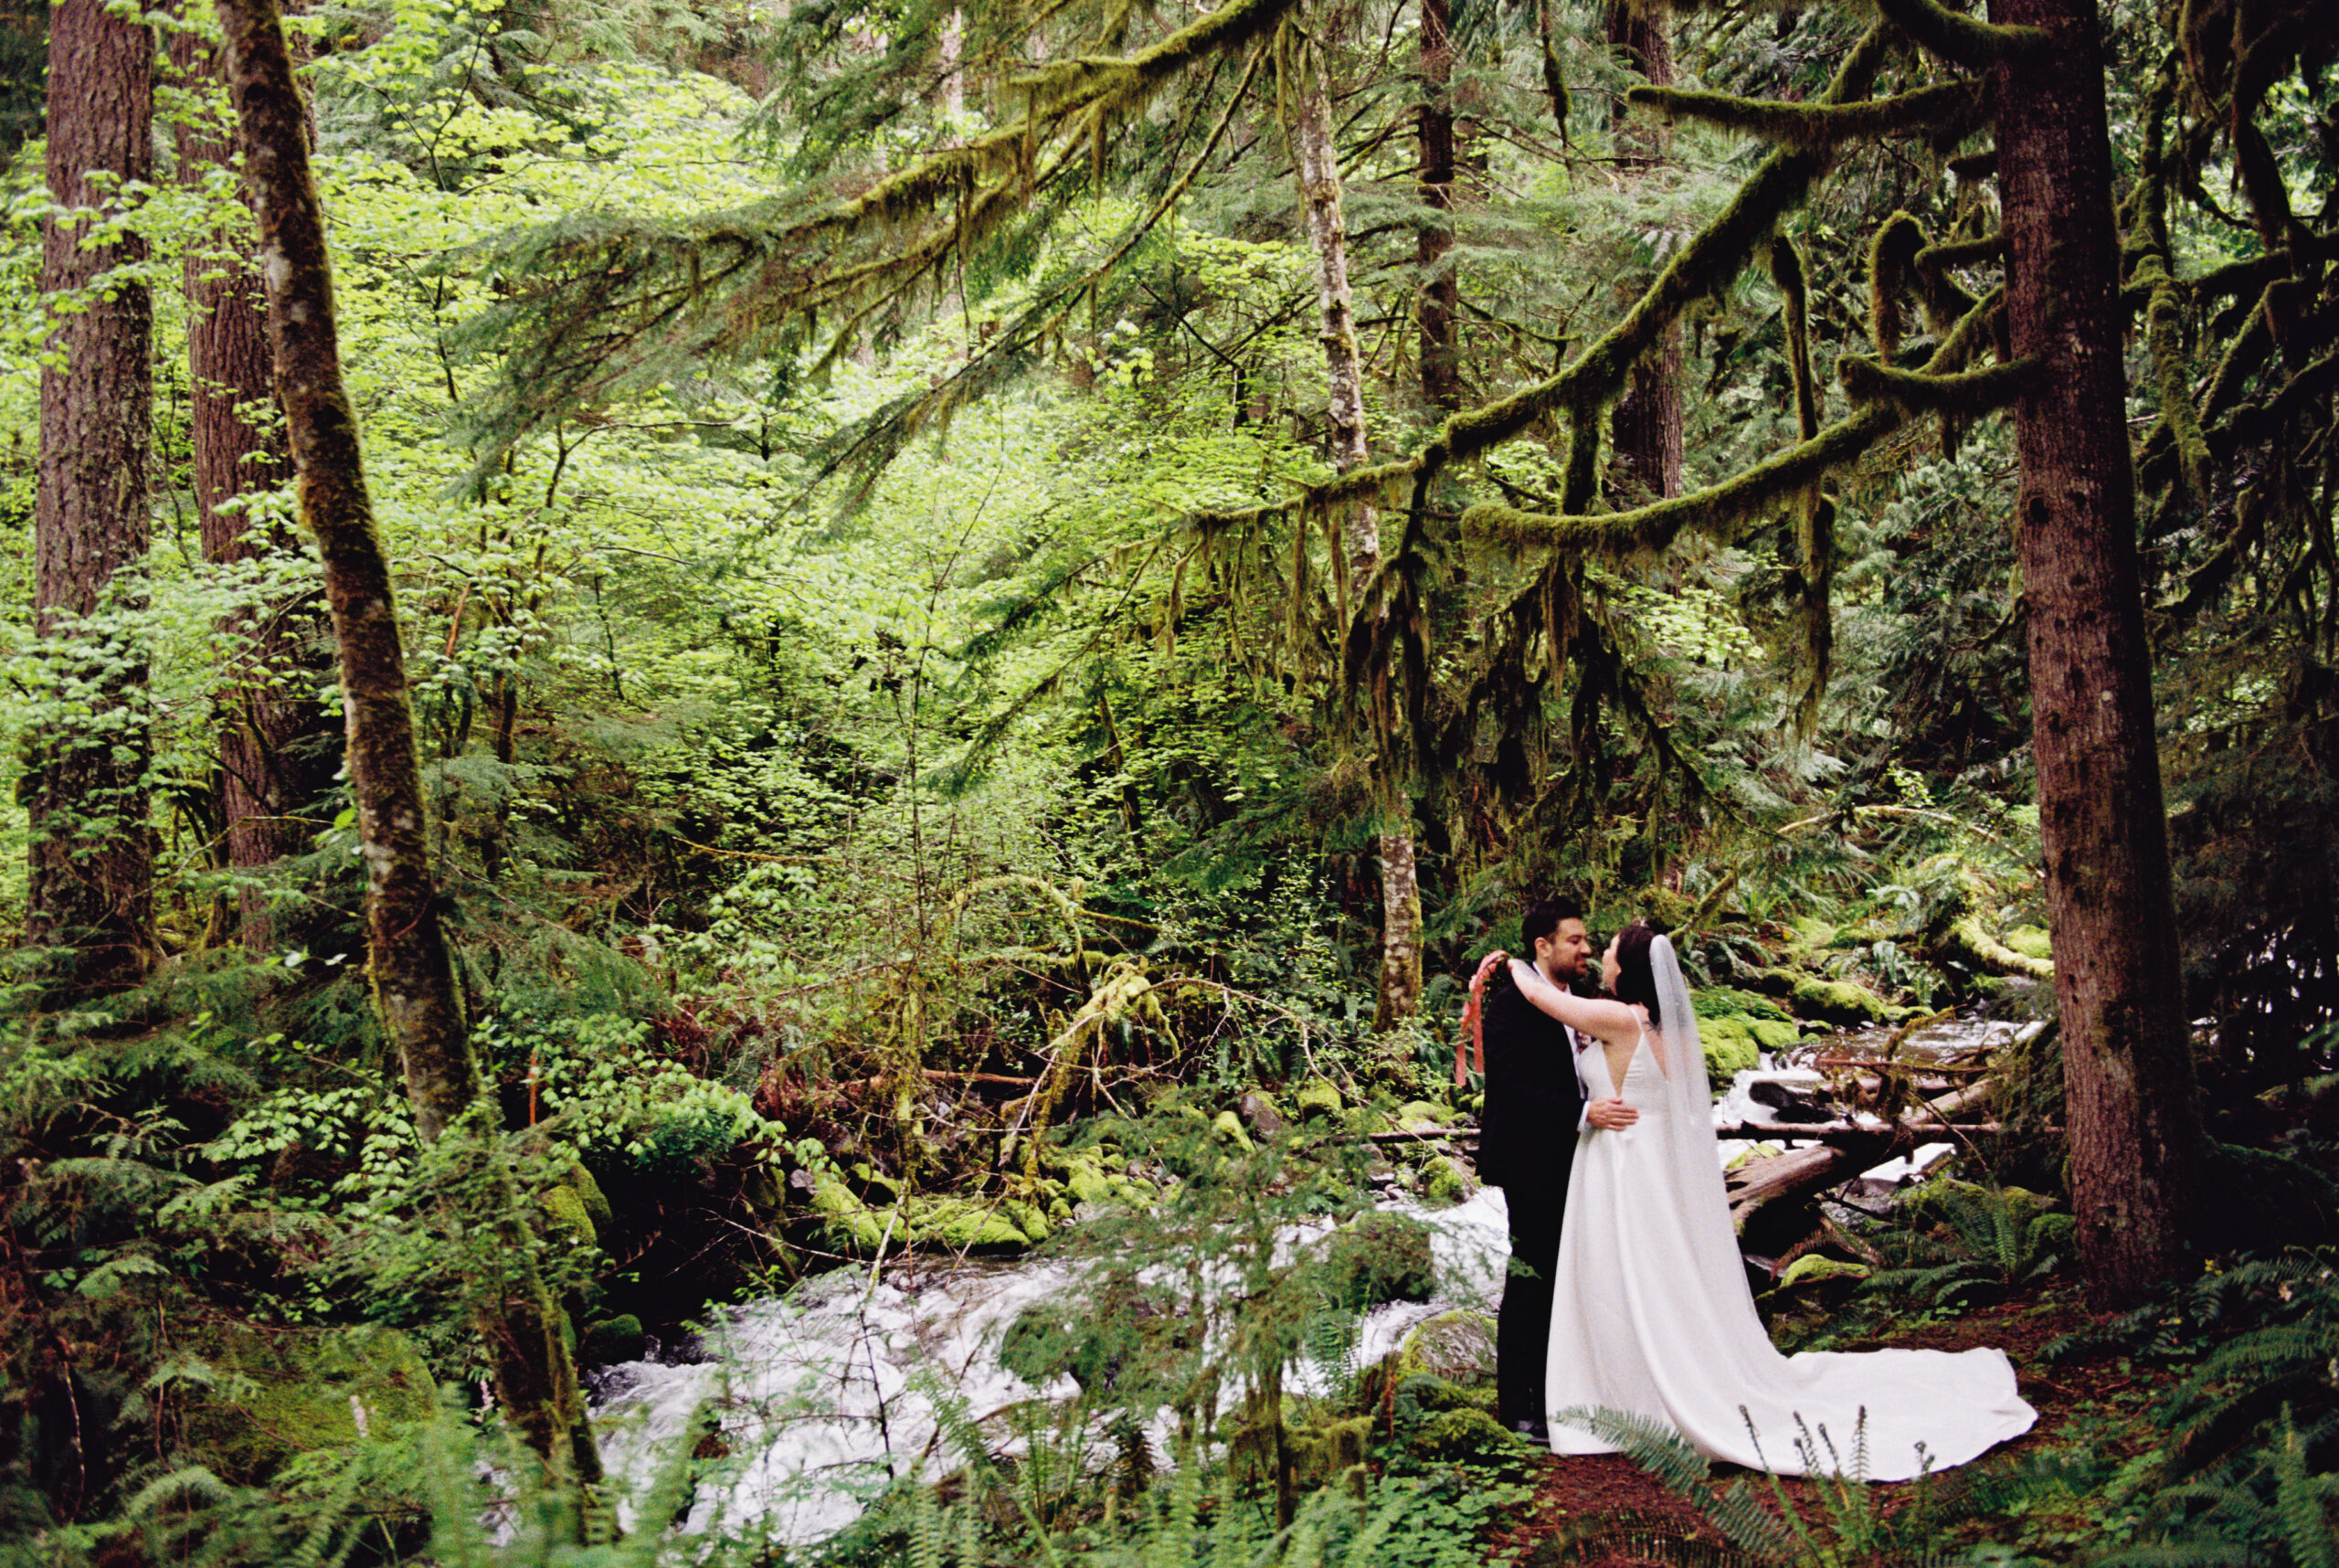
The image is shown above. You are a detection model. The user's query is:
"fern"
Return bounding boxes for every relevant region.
[1554,1405,1795,1561]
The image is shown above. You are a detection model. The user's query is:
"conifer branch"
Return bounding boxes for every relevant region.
[1625,80,1979,147]
[1870,0,2047,67]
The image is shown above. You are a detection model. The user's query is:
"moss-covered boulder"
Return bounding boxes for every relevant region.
[179,1324,436,1483]
[1211,1108,1256,1153]
[582,1314,647,1365]
[1698,1016,1763,1080]
[1394,1100,1446,1131]
[1765,971,1892,1025]
[1294,1079,1344,1122]
[1319,1211,1437,1309]
[1397,1309,1497,1385]
[902,1197,1031,1251]
[810,1173,889,1251]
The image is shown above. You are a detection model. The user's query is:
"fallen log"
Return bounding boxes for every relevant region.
[1716,1119,2005,1140]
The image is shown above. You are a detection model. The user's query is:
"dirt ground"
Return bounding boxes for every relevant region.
[1484,1287,2147,1567]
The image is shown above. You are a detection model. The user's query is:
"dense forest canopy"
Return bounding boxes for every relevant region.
[2,0,2337,1557]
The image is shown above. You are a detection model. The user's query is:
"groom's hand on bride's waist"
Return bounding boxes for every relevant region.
[1587,1097,1639,1130]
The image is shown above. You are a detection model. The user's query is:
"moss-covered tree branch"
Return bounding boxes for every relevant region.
[1871,0,2047,66]
[1625,79,1979,146]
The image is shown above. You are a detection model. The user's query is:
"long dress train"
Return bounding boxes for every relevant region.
[1545,954,2035,1479]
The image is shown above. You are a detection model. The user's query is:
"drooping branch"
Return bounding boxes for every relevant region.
[1462,289,2009,558]
[1625,79,1979,146]
[1193,26,1895,535]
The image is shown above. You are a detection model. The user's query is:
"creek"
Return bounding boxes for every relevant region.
[590,1012,2027,1543]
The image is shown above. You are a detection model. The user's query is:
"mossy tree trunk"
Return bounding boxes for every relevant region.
[171,22,340,955]
[1415,0,1460,413]
[1605,0,1682,502]
[28,0,154,1001]
[1989,0,2206,1300]
[1292,33,1424,1029]
[213,0,601,1485]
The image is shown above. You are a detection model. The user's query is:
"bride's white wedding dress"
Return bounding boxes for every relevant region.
[1544,940,2037,1479]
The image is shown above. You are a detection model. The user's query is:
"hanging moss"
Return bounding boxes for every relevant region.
[1868,211,1928,361]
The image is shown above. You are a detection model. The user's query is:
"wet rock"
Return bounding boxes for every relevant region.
[1748,1079,1832,1123]
[1236,1090,1287,1139]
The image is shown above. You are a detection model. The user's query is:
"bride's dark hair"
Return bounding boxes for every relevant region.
[1613,921,1665,1024]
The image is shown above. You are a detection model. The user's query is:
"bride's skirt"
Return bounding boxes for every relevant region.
[1545,1113,2037,1480]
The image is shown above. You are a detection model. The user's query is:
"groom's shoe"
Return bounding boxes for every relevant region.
[1511,1418,1550,1445]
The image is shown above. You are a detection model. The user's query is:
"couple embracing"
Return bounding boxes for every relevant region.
[1474,895,2037,1478]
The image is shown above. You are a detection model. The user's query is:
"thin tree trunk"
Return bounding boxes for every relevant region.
[1605,1,1682,502]
[1990,0,2206,1300]
[1416,0,1459,413]
[172,23,339,953]
[1293,40,1424,1030]
[29,0,154,1000]
[213,0,601,1484]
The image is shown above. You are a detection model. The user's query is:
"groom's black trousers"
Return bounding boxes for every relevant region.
[1495,1168,1571,1430]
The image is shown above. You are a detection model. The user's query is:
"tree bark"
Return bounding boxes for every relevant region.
[214,0,600,1483]
[1605,1,1682,502]
[1990,0,2206,1299]
[1416,0,1460,412]
[172,23,340,953]
[1293,41,1424,1029]
[28,0,154,1000]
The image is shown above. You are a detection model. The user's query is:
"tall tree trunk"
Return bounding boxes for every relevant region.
[214,0,601,1485]
[172,23,340,954]
[28,0,154,1000]
[1991,0,2206,1299]
[1293,40,1424,1032]
[1605,0,1682,502]
[1416,0,1459,413]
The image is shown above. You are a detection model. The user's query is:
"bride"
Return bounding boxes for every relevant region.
[1503,921,2037,1479]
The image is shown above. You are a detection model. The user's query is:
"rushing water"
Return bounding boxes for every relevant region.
[589,1191,1516,1542]
[592,1012,2032,1542]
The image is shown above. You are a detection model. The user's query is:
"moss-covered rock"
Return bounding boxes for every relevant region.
[1394,1100,1446,1131]
[179,1324,436,1483]
[1397,1309,1497,1385]
[1694,987,1795,1024]
[902,1197,1031,1250]
[1421,1154,1476,1206]
[1002,1199,1053,1245]
[541,1181,597,1247]
[2006,926,2053,961]
[582,1314,646,1364]
[1320,1211,1437,1308]
[1773,972,1892,1024]
[810,1174,889,1250]
[1699,1015,1764,1079]
[1294,1079,1344,1122]
[1773,1255,1871,1290]
[1211,1108,1255,1153]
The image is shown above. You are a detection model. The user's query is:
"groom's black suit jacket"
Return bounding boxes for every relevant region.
[1476,969,1585,1192]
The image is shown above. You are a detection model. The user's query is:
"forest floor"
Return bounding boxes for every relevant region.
[1487,1286,2159,1566]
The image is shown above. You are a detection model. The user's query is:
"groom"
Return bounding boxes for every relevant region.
[1476,895,1636,1440]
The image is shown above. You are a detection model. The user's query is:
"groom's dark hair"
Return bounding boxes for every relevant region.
[1520,894,1584,948]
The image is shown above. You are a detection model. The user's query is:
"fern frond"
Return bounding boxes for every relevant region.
[1558,1406,1794,1561]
